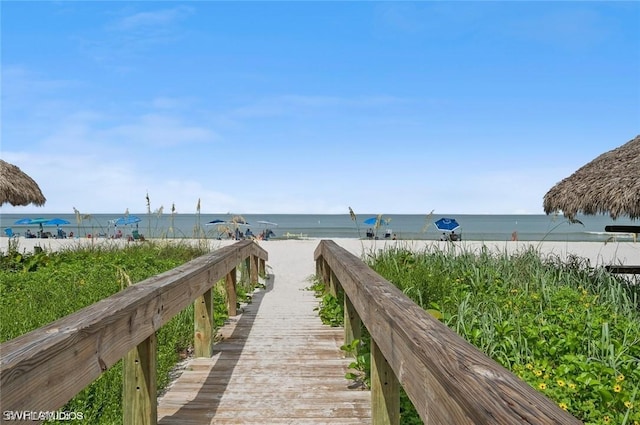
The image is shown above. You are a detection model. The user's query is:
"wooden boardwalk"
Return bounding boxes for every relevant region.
[157,242,371,424]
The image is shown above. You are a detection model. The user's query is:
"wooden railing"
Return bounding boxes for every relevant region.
[314,240,582,425]
[0,240,267,425]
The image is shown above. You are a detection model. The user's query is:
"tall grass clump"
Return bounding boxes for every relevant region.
[0,241,234,424]
[364,244,640,425]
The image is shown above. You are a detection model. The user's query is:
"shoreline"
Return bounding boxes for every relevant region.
[2,213,637,244]
[1,236,639,268]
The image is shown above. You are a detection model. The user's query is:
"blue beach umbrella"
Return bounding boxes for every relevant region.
[114,215,142,226]
[363,215,390,238]
[15,217,50,233]
[44,218,70,237]
[15,217,50,225]
[30,218,50,224]
[363,217,377,225]
[434,217,460,232]
[14,218,34,225]
[16,217,49,228]
[44,218,71,226]
[363,216,390,227]
[205,220,229,237]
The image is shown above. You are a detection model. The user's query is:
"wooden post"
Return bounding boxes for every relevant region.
[329,270,338,297]
[194,288,214,357]
[250,255,259,286]
[123,334,157,425]
[316,258,322,277]
[344,295,361,352]
[226,268,237,316]
[241,257,250,289]
[371,339,399,425]
[321,259,330,291]
[259,258,266,277]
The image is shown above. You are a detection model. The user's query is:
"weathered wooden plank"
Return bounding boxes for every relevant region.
[329,269,338,296]
[159,390,368,401]
[250,254,259,286]
[314,240,582,425]
[240,257,250,288]
[159,419,368,425]
[194,288,214,358]
[344,294,361,351]
[123,334,158,425]
[0,240,267,414]
[225,268,237,316]
[161,406,371,417]
[371,339,399,425]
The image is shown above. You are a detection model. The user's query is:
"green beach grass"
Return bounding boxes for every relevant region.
[0,240,240,424]
[313,244,640,425]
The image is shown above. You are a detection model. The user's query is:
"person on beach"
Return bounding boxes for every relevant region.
[511,231,518,241]
[440,232,448,241]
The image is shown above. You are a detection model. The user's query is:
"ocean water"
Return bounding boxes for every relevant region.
[1,212,638,242]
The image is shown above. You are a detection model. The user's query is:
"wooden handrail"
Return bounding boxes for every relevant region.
[314,240,582,425]
[0,240,267,422]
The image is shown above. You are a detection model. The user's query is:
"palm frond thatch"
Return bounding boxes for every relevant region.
[0,159,46,207]
[543,135,640,220]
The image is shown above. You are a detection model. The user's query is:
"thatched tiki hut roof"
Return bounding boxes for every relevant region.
[0,159,47,207]
[543,135,640,220]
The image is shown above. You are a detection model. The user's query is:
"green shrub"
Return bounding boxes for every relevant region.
[313,245,640,425]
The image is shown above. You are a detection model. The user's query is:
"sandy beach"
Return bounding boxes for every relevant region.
[1,236,639,270]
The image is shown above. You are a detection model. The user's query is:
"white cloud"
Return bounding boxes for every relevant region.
[107,114,217,147]
[108,6,195,32]
[229,94,410,119]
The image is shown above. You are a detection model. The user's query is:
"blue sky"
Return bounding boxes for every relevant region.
[2,1,639,215]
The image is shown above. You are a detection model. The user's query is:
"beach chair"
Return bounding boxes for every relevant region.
[4,228,19,238]
[132,230,145,241]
